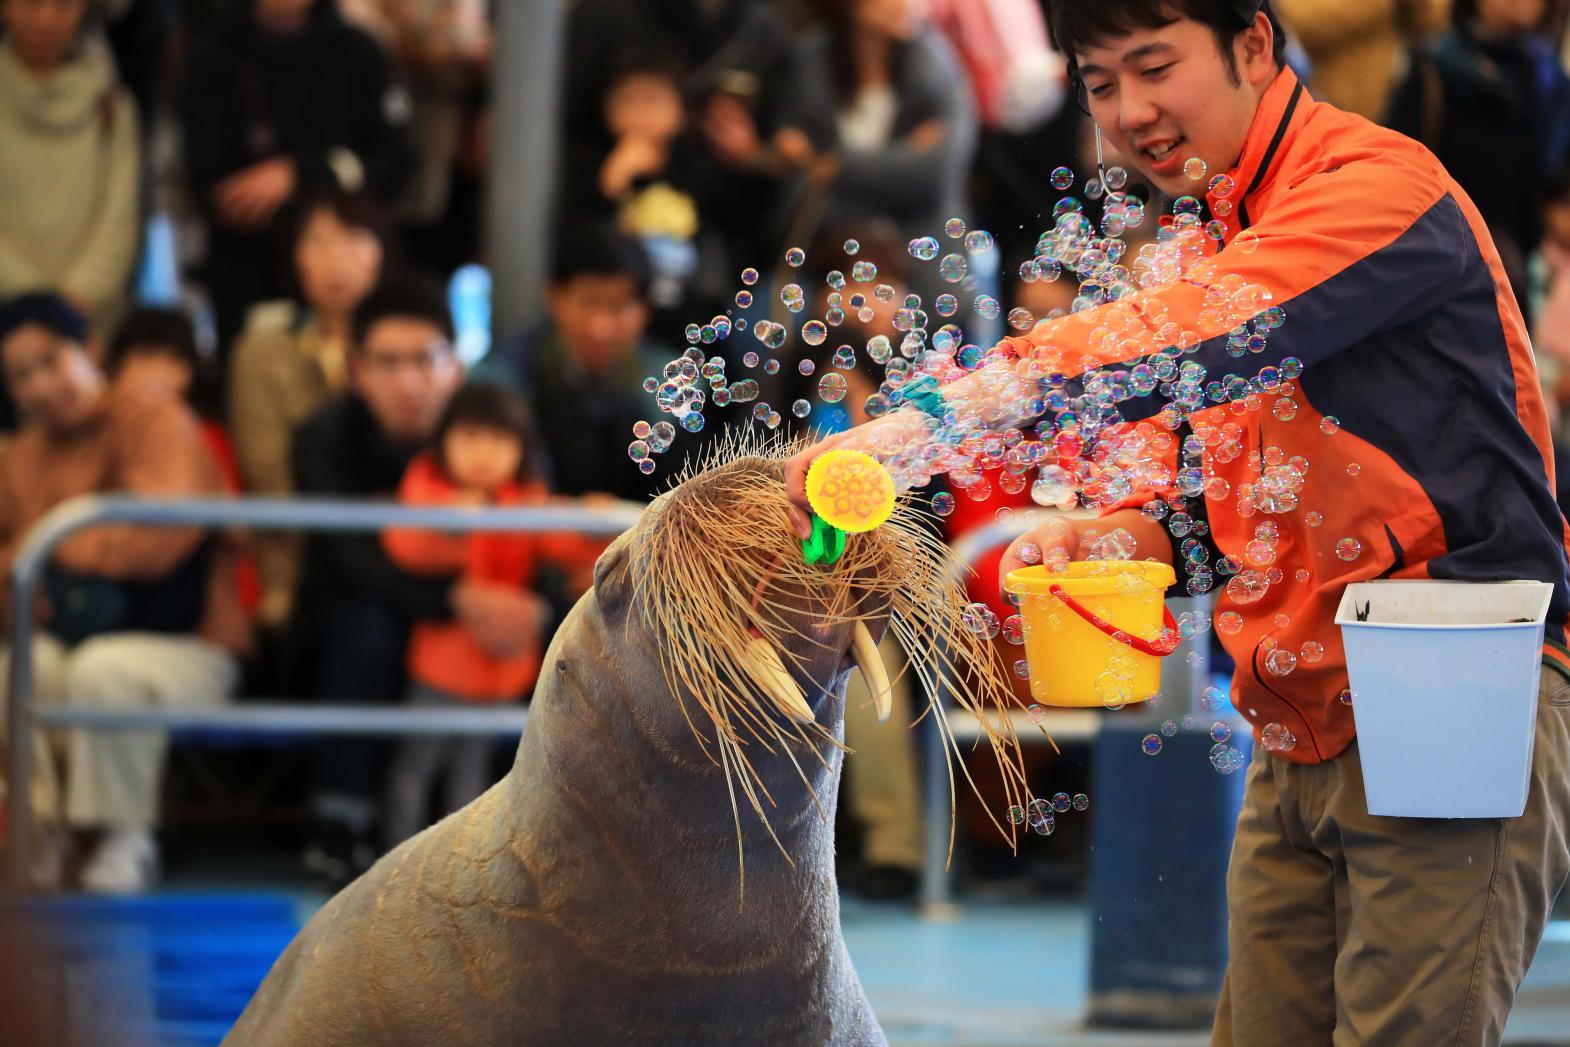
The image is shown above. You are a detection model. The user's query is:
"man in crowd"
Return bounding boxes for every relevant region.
[0,293,248,892]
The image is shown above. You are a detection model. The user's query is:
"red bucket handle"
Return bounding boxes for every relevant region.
[1048,584,1181,657]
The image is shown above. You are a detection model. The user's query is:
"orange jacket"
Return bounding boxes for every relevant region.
[1001,68,1570,765]
[382,454,600,702]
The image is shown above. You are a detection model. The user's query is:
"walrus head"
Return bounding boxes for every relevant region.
[587,434,1034,888]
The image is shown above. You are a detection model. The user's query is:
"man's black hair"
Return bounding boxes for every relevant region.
[351,271,455,349]
[0,292,90,348]
[549,222,652,294]
[1049,0,1288,89]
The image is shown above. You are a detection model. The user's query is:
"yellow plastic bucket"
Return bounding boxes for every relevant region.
[1006,561,1179,708]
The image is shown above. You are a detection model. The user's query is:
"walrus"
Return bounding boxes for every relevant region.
[223,444,1029,1046]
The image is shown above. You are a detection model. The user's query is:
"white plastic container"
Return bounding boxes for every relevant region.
[1333,580,1553,819]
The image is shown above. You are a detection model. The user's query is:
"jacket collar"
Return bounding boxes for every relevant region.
[1208,67,1310,232]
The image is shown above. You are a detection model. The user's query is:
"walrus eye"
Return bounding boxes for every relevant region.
[739,634,815,724]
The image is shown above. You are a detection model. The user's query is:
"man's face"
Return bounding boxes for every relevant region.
[351,317,462,445]
[546,274,649,375]
[1,323,105,431]
[605,72,684,143]
[115,348,194,402]
[1075,16,1276,198]
[1,0,87,72]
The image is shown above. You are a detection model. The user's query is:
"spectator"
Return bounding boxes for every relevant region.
[566,49,721,336]
[0,0,140,335]
[1274,0,1451,121]
[476,225,670,503]
[105,306,263,615]
[0,293,249,892]
[380,384,589,848]
[182,0,410,356]
[564,0,831,284]
[796,0,979,244]
[228,189,392,633]
[1387,0,1570,255]
[340,0,492,276]
[288,273,537,884]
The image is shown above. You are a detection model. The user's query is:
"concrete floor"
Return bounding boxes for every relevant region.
[841,899,1570,1046]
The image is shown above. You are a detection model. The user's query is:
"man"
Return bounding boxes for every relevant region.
[0,293,248,892]
[788,2,1570,1042]
[477,224,669,503]
[289,273,538,884]
[183,0,410,355]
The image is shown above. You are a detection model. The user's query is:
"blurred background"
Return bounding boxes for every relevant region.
[2,0,1570,1043]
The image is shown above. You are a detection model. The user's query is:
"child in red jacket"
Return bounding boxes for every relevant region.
[381,384,593,846]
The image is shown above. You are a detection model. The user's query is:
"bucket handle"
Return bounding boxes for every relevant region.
[1048,584,1181,657]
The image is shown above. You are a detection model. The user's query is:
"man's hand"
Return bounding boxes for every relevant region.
[783,411,931,540]
[997,508,1174,599]
[454,581,548,661]
[213,157,298,231]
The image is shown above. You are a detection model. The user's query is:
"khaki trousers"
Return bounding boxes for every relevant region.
[1214,667,1570,1046]
[0,633,238,828]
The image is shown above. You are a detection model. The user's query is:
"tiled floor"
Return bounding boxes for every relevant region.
[842,899,1570,1046]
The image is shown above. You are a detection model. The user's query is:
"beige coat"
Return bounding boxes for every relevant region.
[0,36,139,334]
[1275,0,1450,121]
[227,305,348,626]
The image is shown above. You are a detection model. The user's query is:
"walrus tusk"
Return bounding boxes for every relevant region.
[852,622,892,723]
[742,635,815,724]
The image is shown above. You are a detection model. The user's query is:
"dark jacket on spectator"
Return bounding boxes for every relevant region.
[1387,26,1570,256]
[475,325,669,504]
[290,393,454,623]
[183,0,410,350]
[797,24,978,244]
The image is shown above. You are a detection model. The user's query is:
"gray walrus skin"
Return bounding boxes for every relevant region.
[224,461,889,1046]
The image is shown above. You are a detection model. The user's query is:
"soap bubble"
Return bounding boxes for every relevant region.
[1160,719,1178,737]
[1320,415,1341,435]
[1201,685,1228,711]
[843,238,860,255]
[1300,641,1325,663]
[785,246,806,267]
[963,603,1001,639]
[939,253,968,282]
[945,218,967,238]
[1002,615,1026,644]
[627,440,650,461]
[802,320,828,345]
[1141,734,1164,756]
[1008,307,1035,330]
[791,399,811,418]
[1051,792,1072,813]
[1335,538,1363,562]
[1210,721,1232,743]
[935,293,959,317]
[1007,804,1026,825]
[851,260,879,282]
[798,359,815,377]
[1013,659,1031,680]
[1265,648,1297,677]
[1261,723,1296,752]
[1217,611,1244,636]
[909,237,940,261]
[964,229,995,253]
[931,492,955,516]
[1211,746,1246,774]
[1072,793,1090,811]
[1184,157,1208,181]
[818,372,848,403]
[1339,688,1356,706]
[1051,166,1075,190]
[1017,541,1042,565]
[780,284,805,312]
[741,267,759,285]
[632,420,652,439]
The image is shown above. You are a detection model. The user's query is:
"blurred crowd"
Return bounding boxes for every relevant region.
[6,0,1570,898]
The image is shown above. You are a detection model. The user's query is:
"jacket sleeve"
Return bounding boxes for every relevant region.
[227,331,294,495]
[60,89,140,317]
[1002,145,1465,392]
[182,44,245,209]
[290,419,455,619]
[382,467,470,575]
[52,399,212,581]
[293,32,411,200]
